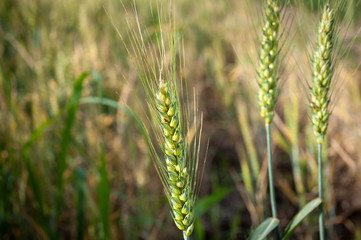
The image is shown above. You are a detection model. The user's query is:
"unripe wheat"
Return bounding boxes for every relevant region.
[310,5,335,144]
[258,0,281,124]
[256,1,282,238]
[111,1,205,236]
[156,80,195,236]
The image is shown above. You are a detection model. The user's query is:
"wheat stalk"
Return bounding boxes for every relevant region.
[310,5,336,240]
[257,0,281,238]
[258,0,281,239]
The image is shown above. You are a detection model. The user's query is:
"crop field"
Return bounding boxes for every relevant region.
[1,0,361,239]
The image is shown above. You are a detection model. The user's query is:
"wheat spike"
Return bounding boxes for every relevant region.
[310,5,335,144]
[257,0,281,124]
[109,1,204,237]
[156,80,195,236]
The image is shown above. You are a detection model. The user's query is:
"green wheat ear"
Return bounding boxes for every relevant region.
[310,5,335,144]
[257,0,281,124]
[109,1,205,238]
[153,57,202,239]
[156,80,196,236]
[256,1,283,238]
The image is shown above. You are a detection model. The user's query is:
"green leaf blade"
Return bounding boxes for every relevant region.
[74,167,86,240]
[79,97,147,138]
[99,144,110,240]
[194,188,232,218]
[56,72,89,216]
[248,217,280,240]
[282,198,322,240]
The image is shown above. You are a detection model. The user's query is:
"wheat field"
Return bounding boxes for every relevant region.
[1,0,361,239]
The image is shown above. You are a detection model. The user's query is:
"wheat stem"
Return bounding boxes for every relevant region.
[266,123,280,239]
[318,143,325,240]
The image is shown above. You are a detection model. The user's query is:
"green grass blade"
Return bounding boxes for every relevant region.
[194,188,232,218]
[237,102,260,179]
[22,74,93,150]
[20,74,89,239]
[248,217,279,240]
[56,72,88,217]
[21,150,53,239]
[91,71,103,112]
[0,61,19,124]
[19,74,88,239]
[23,114,61,149]
[74,167,86,240]
[22,152,44,217]
[98,144,110,240]
[79,97,147,138]
[0,62,11,105]
[281,198,322,240]
[239,150,254,197]
[194,218,205,240]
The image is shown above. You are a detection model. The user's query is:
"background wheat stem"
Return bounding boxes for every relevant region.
[266,123,280,239]
[318,143,325,240]
[310,5,336,239]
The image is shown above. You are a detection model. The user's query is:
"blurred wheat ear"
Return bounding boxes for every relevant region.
[257,0,281,125]
[257,0,282,239]
[310,5,335,145]
[310,4,336,240]
[107,1,206,238]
